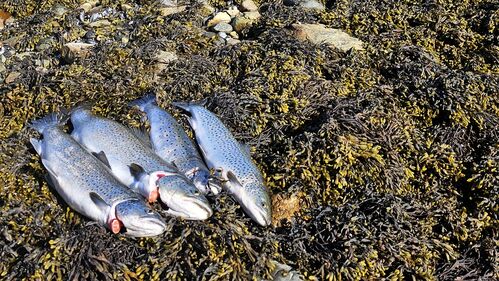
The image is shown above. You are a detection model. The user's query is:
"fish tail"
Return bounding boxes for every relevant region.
[129,93,157,112]
[172,99,207,113]
[29,110,69,133]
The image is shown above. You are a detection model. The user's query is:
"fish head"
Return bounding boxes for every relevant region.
[157,176,213,220]
[192,169,210,194]
[115,200,166,237]
[234,181,272,226]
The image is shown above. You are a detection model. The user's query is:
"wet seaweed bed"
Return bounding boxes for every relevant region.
[0,0,498,280]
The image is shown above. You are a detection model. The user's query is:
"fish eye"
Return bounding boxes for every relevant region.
[261,202,266,207]
[194,190,200,195]
[146,209,154,214]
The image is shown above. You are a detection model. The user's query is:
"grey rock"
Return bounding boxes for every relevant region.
[213,22,233,33]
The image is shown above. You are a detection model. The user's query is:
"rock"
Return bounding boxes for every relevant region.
[79,0,99,12]
[5,72,20,84]
[226,7,240,18]
[291,23,364,52]
[64,42,96,54]
[240,0,258,12]
[52,4,69,16]
[198,1,215,17]
[89,19,111,27]
[232,12,261,33]
[155,50,178,64]
[207,12,231,27]
[213,22,233,33]
[159,5,186,16]
[36,38,56,52]
[218,32,228,39]
[226,37,241,45]
[283,0,325,10]
[203,31,217,38]
[0,63,5,73]
[158,0,177,6]
[244,11,261,20]
[229,31,239,39]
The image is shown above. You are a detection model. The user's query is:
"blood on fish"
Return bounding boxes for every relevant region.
[109,218,122,234]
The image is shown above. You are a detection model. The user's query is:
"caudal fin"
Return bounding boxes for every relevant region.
[129,94,157,112]
[29,111,69,133]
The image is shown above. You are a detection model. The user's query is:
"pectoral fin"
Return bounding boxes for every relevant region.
[129,163,147,181]
[92,151,111,169]
[30,138,42,155]
[90,192,110,212]
[226,171,243,189]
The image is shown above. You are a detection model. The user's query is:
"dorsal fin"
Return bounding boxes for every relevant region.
[92,151,111,169]
[129,163,146,180]
[90,192,110,212]
[129,127,152,148]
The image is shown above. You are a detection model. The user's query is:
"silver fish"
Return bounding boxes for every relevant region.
[29,112,166,237]
[70,106,212,220]
[173,102,272,226]
[129,94,217,195]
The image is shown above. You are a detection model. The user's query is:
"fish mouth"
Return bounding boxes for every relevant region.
[168,195,213,220]
[125,217,166,237]
[249,207,272,226]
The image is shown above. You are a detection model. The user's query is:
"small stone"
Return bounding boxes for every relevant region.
[5,72,20,84]
[0,63,6,73]
[159,5,186,16]
[203,31,217,38]
[232,12,261,33]
[158,0,177,6]
[199,2,215,16]
[218,32,228,39]
[244,11,261,20]
[207,12,231,27]
[283,0,325,10]
[291,23,364,52]
[52,4,68,16]
[79,0,99,12]
[226,38,241,45]
[89,19,111,27]
[64,42,96,54]
[213,22,233,33]
[229,31,239,39]
[155,50,178,64]
[240,0,258,12]
[226,7,240,18]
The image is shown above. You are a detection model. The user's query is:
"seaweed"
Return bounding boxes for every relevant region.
[0,0,498,280]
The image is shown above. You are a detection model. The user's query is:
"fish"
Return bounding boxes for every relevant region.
[173,101,272,226]
[29,112,166,237]
[70,106,212,220]
[129,94,219,195]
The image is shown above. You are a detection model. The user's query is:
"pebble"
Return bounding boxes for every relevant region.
[283,0,325,10]
[89,19,111,27]
[79,0,99,12]
[225,38,241,45]
[240,0,258,12]
[0,63,5,73]
[159,5,186,16]
[207,12,231,27]
[229,31,239,39]
[232,12,261,33]
[218,32,228,39]
[213,22,233,33]
[155,50,178,64]
[226,7,240,18]
[5,72,21,84]
[291,23,364,52]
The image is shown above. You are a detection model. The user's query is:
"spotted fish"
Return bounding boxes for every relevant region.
[173,101,272,226]
[130,94,219,195]
[29,112,166,237]
[70,106,213,220]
